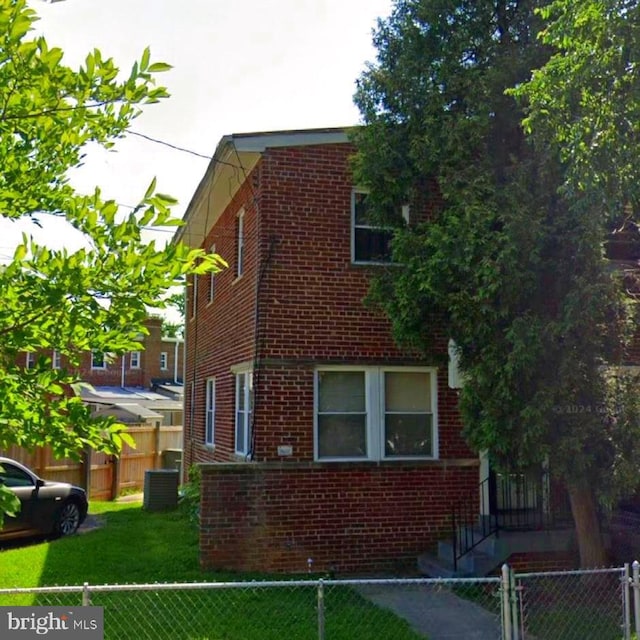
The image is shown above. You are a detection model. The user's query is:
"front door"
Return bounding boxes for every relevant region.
[489,466,548,530]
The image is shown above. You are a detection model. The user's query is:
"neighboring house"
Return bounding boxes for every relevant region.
[20,317,184,391]
[19,316,185,428]
[175,127,573,575]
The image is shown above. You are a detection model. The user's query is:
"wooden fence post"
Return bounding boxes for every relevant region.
[82,447,91,493]
[111,455,121,501]
[154,420,161,469]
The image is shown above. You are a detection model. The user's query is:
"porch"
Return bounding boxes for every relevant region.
[419,468,575,577]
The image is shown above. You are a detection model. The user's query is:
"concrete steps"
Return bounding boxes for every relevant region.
[418,525,574,578]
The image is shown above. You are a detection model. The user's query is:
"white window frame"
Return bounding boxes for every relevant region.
[52,350,61,370]
[91,352,107,370]
[205,377,216,447]
[25,353,35,369]
[130,351,141,369]
[234,369,253,456]
[160,352,168,370]
[236,209,245,277]
[314,365,438,462]
[351,189,409,264]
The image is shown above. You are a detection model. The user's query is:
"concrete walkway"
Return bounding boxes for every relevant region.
[357,583,502,640]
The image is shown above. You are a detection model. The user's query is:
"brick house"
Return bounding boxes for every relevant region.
[21,317,183,390]
[176,128,573,575]
[20,317,185,427]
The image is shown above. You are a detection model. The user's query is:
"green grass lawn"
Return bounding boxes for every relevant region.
[0,501,426,640]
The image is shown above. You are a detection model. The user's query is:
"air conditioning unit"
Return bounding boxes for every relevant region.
[143,469,179,511]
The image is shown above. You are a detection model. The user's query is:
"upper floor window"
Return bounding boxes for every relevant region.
[315,366,437,461]
[52,350,62,370]
[130,351,141,369]
[235,369,253,456]
[205,377,216,447]
[351,189,409,264]
[236,209,245,277]
[25,353,35,369]
[91,352,107,370]
[160,352,168,370]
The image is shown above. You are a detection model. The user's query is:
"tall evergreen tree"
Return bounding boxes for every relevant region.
[353,0,640,567]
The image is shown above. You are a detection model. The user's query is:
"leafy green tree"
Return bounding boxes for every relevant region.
[162,290,186,338]
[353,0,640,567]
[0,0,225,520]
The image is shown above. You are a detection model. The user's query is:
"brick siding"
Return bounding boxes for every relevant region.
[184,137,479,572]
[200,461,479,574]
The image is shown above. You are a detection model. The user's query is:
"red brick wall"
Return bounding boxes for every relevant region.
[249,364,469,463]
[157,339,184,383]
[183,139,478,573]
[200,461,479,574]
[183,142,471,466]
[258,143,440,361]
[19,316,178,389]
[183,173,259,465]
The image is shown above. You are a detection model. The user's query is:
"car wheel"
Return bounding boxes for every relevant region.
[56,501,81,536]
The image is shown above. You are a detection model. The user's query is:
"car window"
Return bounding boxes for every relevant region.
[0,463,35,488]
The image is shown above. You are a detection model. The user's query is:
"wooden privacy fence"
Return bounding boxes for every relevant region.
[1,425,183,500]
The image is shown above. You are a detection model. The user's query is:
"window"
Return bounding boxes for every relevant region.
[25,353,35,369]
[130,351,141,369]
[315,367,437,461]
[52,350,61,370]
[236,209,245,277]
[205,377,215,446]
[351,190,409,264]
[160,352,168,370]
[208,244,216,303]
[91,352,106,370]
[235,370,253,456]
[0,462,34,488]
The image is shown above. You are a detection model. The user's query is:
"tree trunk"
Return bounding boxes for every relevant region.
[567,478,608,568]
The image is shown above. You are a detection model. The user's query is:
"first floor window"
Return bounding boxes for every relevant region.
[160,352,168,370]
[52,350,62,369]
[235,370,253,456]
[205,377,215,446]
[130,351,141,369]
[315,367,437,461]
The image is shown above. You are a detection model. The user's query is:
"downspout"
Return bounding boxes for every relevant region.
[174,340,179,384]
[247,214,277,460]
[121,354,125,388]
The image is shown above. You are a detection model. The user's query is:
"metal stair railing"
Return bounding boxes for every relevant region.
[451,476,498,572]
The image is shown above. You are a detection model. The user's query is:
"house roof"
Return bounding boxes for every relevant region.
[173,127,351,247]
[152,382,184,399]
[80,386,183,412]
[93,403,164,424]
[112,403,163,419]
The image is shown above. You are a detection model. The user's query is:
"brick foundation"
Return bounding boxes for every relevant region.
[200,460,478,574]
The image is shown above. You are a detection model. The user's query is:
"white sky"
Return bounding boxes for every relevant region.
[0,0,393,260]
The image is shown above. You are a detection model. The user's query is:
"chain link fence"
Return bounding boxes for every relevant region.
[515,567,627,639]
[0,565,639,639]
